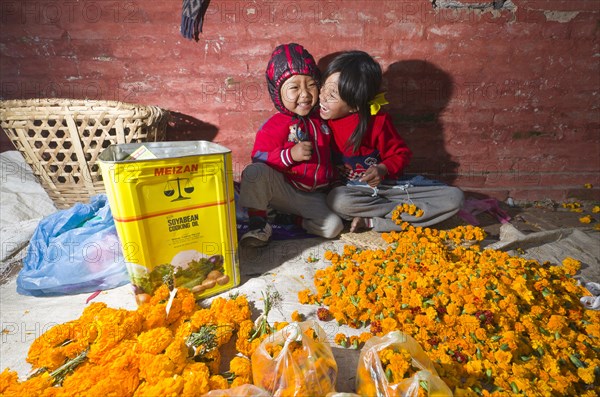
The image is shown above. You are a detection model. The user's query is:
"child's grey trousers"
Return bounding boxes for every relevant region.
[239,163,344,238]
[326,177,464,232]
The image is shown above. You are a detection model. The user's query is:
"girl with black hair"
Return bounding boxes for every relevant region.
[320,51,464,232]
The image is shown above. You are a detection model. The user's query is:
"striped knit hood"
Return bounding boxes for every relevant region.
[266,43,320,116]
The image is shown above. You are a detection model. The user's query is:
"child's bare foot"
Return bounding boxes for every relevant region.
[350,217,373,232]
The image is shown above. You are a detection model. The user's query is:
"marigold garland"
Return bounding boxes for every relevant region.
[391,202,424,222]
[0,287,258,396]
[298,223,600,395]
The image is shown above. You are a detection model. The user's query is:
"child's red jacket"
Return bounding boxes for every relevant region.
[251,112,335,192]
[328,112,412,182]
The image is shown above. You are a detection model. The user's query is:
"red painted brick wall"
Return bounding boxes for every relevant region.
[1,0,598,202]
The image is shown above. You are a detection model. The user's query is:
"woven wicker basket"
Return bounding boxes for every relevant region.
[0,98,169,209]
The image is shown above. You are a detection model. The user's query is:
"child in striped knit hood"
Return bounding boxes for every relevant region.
[238,43,343,247]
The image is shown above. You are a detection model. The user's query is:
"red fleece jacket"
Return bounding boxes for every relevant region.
[251,112,335,192]
[328,112,412,182]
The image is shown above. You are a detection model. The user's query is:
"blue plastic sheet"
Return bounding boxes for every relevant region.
[17,195,130,296]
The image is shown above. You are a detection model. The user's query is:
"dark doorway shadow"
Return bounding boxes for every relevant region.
[166,111,219,141]
[383,60,458,184]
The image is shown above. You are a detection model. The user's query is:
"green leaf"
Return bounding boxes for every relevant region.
[385,367,393,382]
[569,354,586,369]
[510,381,519,393]
[542,288,551,297]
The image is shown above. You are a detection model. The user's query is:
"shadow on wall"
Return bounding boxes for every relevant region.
[317,55,458,185]
[383,60,458,184]
[166,111,219,142]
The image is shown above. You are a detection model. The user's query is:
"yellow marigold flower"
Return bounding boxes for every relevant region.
[291,310,304,322]
[181,362,210,396]
[334,333,347,347]
[562,201,582,209]
[562,257,581,276]
[546,315,567,333]
[208,375,229,390]
[584,183,593,189]
[5,372,53,396]
[579,214,593,224]
[358,332,373,344]
[493,349,513,365]
[380,317,398,334]
[297,289,315,304]
[577,365,596,384]
[0,369,19,394]
[137,327,173,354]
[229,356,251,381]
[592,205,600,213]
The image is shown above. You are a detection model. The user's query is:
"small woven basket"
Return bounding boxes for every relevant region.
[0,98,169,209]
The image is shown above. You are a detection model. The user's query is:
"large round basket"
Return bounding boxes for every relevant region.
[0,99,169,209]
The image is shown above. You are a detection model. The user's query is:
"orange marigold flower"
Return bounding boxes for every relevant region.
[562,257,581,276]
[334,333,349,347]
[579,215,593,224]
[291,310,304,322]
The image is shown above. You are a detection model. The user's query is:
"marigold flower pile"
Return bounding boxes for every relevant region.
[298,223,600,395]
[0,287,273,397]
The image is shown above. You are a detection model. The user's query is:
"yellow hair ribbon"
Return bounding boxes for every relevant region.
[369,92,389,115]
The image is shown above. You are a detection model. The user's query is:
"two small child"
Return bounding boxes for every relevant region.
[239,44,464,246]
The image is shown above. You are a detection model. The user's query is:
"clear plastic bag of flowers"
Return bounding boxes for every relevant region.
[203,384,272,396]
[251,321,338,396]
[356,330,452,397]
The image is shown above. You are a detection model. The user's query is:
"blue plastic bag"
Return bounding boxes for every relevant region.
[17,195,130,296]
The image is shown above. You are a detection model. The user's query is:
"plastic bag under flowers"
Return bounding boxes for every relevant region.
[203,384,271,396]
[16,194,129,296]
[356,331,453,397]
[251,321,338,396]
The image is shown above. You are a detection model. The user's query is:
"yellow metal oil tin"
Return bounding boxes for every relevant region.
[98,141,239,304]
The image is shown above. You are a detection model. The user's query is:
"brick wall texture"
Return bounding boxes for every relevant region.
[1,0,598,201]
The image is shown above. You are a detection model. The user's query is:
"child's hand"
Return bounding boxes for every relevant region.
[360,164,387,187]
[291,141,313,162]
